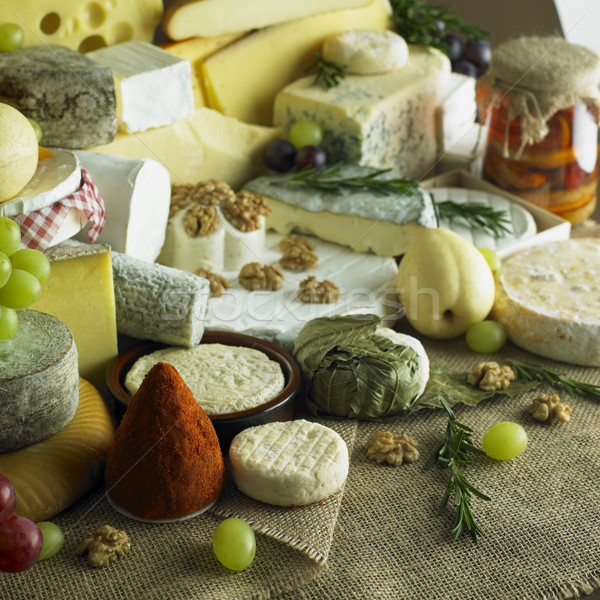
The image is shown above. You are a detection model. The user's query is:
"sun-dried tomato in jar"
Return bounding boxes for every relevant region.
[477,37,600,224]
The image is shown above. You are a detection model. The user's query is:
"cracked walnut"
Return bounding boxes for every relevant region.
[222,191,271,232]
[468,361,515,391]
[528,393,572,424]
[239,262,284,291]
[297,276,339,304]
[75,525,130,568]
[365,431,420,466]
[195,268,230,298]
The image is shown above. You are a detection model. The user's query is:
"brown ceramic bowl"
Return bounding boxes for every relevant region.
[106,330,302,449]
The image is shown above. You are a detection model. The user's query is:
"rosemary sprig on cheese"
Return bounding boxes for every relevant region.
[509,359,600,401]
[434,200,512,238]
[307,52,347,89]
[429,400,490,544]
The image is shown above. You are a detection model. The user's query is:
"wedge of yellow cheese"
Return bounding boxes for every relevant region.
[87,108,281,189]
[201,0,392,125]
[30,244,118,388]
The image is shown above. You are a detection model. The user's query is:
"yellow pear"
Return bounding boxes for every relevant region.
[396,227,495,339]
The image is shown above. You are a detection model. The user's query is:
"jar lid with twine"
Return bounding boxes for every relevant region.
[480,36,600,153]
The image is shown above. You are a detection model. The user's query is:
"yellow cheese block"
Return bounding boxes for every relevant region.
[0,378,115,523]
[163,0,372,39]
[201,0,392,125]
[30,244,118,388]
[5,0,162,52]
[87,107,281,189]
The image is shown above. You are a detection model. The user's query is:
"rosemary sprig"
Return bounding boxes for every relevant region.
[509,359,600,401]
[305,52,347,89]
[435,200,513,238]
[389,0,489,52]
[429,400,490,543]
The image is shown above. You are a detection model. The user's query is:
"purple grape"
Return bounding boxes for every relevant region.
[453,59,479,78]
[263,139,297,172]
[295,145,327,171]
[464,39,492,70]
[444,33,463,63]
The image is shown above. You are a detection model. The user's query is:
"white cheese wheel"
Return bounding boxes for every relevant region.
[491,238,600,366]
[125,343,285,415]
[229,419,349,506]
[0,310,79,452]
[322,29,409,74]
[0,378,115,522]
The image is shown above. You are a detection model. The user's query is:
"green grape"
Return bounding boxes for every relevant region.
[0,217,21,257]
[288,120,323,149]
[0,23,24,52]
[482,421,527,460]
[478,247,501,277]
[465,320,507,353]
[36,522,64,561]
[10,249,50,284]
[0,269,41,309]
[212,518,256,571]
[27,118,43,144]
[0,305,18,340]
[0,250,11,289]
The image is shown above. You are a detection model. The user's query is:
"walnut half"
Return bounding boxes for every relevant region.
[297,276,339,304]
[365,431,420,466]
[222,191,271,232]
[75,525,130,568]
[195,268,230,298]
[238,262,284,291]
[468,361,515,391]
[279,245,319,272]
[528,393,572,424]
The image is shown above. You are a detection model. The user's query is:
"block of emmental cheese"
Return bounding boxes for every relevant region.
[243,165,438,256]
[74,151,171,263]
[30,244,118,387]
[111,251,210,347]
[4,0,162,52]
[86,107,281,189]
[164,0,372,39]
[201,0,392,125]
[274,45,450,179]
[0,310,79,452]
[0,46,116,148]
[88,41,195,134]
[491,239,600,366]
[229,420,349,506]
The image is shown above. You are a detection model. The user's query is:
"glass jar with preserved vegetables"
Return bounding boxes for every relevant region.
[477,36,600,224]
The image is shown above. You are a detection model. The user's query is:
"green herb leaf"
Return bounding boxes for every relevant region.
[435,200,513,239]
[305,52,347,89]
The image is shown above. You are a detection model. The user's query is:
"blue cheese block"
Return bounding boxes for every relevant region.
[0,46,116,148]
[274,45,450,179]
[0,310,79,452]
[243,165,437,256]
[112,251,210,347]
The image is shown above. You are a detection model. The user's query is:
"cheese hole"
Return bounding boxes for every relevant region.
[78,35,107,54]
[82,3,106,29]
[40,12,61,35]
[108,22,134,45]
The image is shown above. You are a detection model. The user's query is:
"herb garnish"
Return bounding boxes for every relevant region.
[434,200,512,238]
[306,52,347,89]
[389,0,489,51]
[509,359,600,401]
[429,400,490,543]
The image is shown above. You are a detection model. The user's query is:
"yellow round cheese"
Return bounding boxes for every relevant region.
[0,378,116,522]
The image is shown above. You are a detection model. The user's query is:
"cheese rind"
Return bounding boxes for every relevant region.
[274,45,450,178]
[0,310,78,452]
[491,239,600,366]
[111,251,210,347]
[229,420,349,506]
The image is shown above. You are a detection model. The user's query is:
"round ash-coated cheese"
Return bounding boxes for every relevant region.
[491,239,600,366]
[0,310,79,452]
[229,419,349,506]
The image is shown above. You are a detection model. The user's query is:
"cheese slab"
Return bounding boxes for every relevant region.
[243,165,437,256]
[229,420,349,506]
[74,151,171,263]
[164,0,372,39]
[0,46,116,148]
[0,310,78,452]
[491,239,600,366]
[0,378,115,523]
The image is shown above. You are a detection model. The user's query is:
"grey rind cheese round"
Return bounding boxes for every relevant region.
[0,310,79,452]
[0,46,116,148]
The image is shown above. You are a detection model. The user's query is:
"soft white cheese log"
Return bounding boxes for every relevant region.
[221,213,266,272]
[87,41,195,134]
[74,150,170,263]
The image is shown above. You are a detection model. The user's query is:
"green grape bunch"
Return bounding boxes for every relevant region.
[0,217,51,340]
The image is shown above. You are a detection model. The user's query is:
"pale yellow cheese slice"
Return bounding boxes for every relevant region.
[0,378,115,523]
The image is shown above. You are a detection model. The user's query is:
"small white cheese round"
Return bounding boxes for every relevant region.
[229,419,349,506]
[322,29,409,74]
[125,343,285,415]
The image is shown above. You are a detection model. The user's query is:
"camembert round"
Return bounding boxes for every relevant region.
[491,238,600,366]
